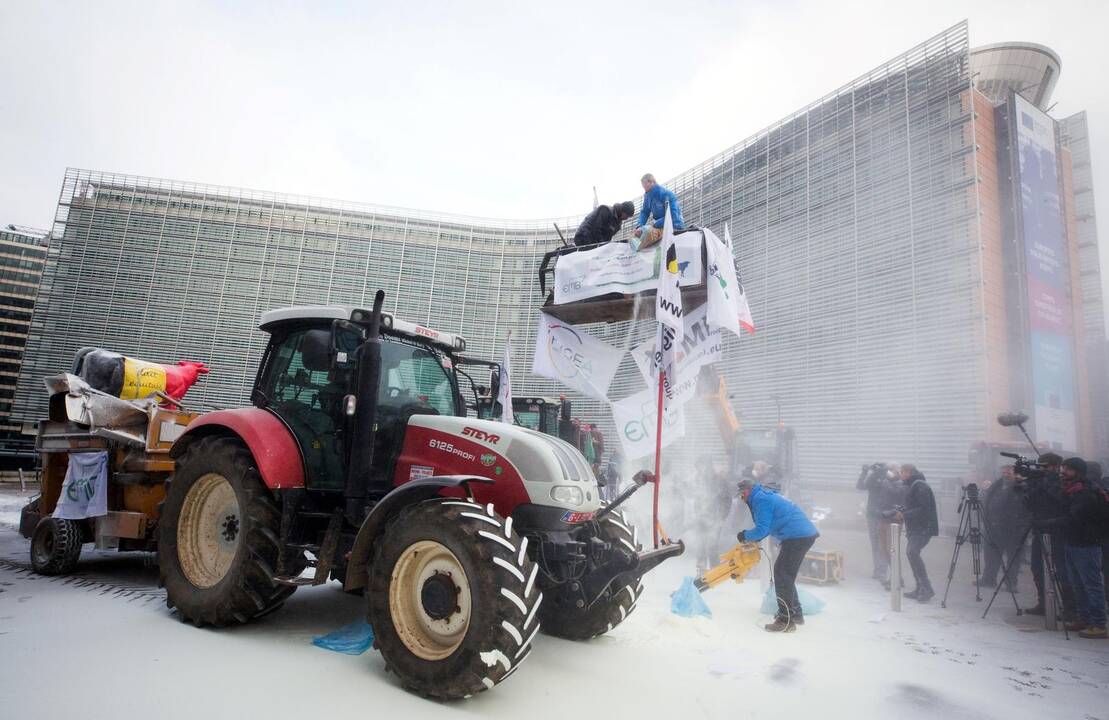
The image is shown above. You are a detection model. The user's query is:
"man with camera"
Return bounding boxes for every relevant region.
[857,462,903,581]
[1024,453,1078,619]
[1040,457,1108,639]
[981,464,1030,592]
[888,464,938,602]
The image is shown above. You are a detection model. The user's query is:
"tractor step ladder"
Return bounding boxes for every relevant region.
[275,510,343,587]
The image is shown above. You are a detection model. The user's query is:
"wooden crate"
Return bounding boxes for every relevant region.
[799,549,845,585]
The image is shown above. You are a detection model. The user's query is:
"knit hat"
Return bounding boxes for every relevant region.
[1062,457,1088,476]
[1038,452,1063,466]
[616,201,635,218]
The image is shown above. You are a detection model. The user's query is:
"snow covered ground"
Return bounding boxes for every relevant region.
[1,484,1106,720]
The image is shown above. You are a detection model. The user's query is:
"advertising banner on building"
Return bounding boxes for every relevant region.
[1015,94,1077,449]
[553,233,704,304]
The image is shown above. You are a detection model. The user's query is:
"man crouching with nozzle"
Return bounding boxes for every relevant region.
[737,476,819,632]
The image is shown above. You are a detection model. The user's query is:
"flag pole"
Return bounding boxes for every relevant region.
[652,368,665,548]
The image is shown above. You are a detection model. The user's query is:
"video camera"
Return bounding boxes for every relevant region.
[1000,451,1048,483]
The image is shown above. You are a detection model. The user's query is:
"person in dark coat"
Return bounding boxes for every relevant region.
[572,201,635,247]
[893,464,938,602]
[1045,458,1108,639]
[737,479,819,632]
[981,464,1031,592]
[858,462,902,581]
[1026,453,1078,619]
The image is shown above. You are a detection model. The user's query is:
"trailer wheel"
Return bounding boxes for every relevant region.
[30,517,83,575]
[158,436,300,626]
[539,511,644,640]
[368,499,542,699]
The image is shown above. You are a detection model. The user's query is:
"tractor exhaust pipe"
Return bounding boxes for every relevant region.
[345,290,385,524]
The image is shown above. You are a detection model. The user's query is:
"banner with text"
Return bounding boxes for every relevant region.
[553,233,704,304]
[532,313,625,400]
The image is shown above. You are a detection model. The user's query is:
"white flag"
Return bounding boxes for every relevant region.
[497,334,513,424]
[654,204,684,339]
[632,303,724,384]
[706,224,755,337]
[610,387,686,461]
[532,313,624,400]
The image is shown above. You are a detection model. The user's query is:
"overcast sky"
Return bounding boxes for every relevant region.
[1,2,1106,256]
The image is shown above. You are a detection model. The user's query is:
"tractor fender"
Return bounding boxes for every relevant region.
[170,408,305,490]
[343,475,494,593]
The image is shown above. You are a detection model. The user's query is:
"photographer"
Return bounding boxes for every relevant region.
[1041,458,1107,639]
[980,465,1030,592]
[890,464,938,602]
[1024,453,1078,619]
[857,462,903,581]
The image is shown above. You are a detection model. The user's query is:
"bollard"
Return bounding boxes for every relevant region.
[1042,533,1057,631]
[890,522,903,612]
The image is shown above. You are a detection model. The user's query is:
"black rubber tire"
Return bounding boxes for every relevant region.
[30,517,83,575]
[158,435,300,626]
[538,510,644,640]
[368,498,542,700]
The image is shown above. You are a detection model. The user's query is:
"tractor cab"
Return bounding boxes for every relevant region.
[252,305,466,493]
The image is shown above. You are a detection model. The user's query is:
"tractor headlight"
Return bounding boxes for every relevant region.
[550,485,584,506]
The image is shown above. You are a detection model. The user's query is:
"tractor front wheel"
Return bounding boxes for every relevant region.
[158,436,300,626]
[368,498,542,699]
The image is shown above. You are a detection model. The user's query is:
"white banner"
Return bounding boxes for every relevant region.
[54,451,109,520]
[497,337,513,424]
[553,232,704,304]
[655,205,684,340]
[532,313,625,400]
[632,303,723,385]
[708,224,755,336]
[611,387,686,461]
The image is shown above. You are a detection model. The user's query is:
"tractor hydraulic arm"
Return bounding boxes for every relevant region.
[693,542,761,592]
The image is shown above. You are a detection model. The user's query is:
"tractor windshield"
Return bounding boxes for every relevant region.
[379,340,461,417]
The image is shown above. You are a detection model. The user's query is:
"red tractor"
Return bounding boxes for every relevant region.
[158,292,680,699]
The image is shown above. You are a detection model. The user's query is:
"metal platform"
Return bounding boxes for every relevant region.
[540,285,708,325]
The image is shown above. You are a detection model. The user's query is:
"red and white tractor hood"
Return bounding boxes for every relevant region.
[396,414,602,515]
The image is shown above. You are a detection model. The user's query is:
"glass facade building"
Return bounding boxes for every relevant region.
[13,21,1103,491]
[0,225,48,459]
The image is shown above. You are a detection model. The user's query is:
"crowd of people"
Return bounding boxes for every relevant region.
[857,454,1109,639]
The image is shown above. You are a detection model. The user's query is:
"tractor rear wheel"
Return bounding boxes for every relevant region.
[30,517,83,575]
[368,498,542,699]
[538,511,644,640]
[158,436,301,626]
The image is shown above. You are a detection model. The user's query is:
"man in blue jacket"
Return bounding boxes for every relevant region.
[737,479,820,632]
[633,173,686,249]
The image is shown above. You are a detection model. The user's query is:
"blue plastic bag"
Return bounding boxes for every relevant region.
[760,585,825,616]
[312,620,375,655]
[671,577,713,618]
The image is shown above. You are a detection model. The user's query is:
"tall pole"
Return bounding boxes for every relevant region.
[652,369,665,548]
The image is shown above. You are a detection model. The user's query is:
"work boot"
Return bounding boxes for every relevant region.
[1078,626,1107,640]
[764,617,796,633]
[1064,620,1087,632]
[903,588,920,600]
[792,614,805,626]
[916,586,935,603]
[1025,604,1045,616]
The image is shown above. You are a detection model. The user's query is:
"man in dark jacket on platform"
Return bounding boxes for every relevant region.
[893,464,939,602]
[572,201,636,247]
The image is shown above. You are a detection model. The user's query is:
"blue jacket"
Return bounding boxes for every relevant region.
[744,484,819,542]
[637,184,686,230]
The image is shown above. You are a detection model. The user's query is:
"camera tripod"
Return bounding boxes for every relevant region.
[982,524,1072,639]
[940,485,983,608]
